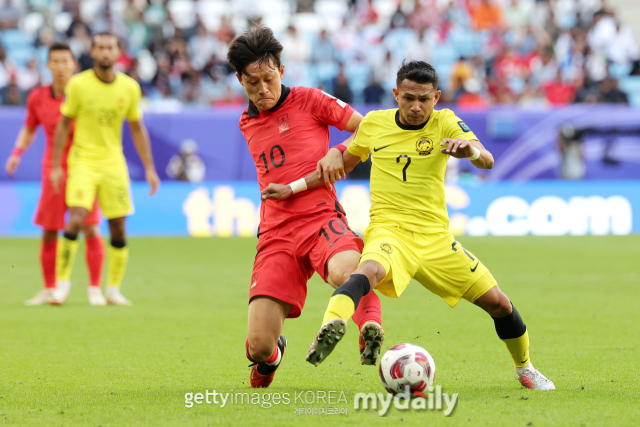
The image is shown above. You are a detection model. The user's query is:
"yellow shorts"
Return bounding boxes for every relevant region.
[360,224,497,307]
[66,160,133,219]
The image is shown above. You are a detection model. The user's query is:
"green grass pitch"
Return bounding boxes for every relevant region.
[1,236,639,426]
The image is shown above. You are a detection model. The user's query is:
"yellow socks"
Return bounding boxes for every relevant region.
[492,303,531,367]
[322,294,356,325]
[502,330,530,367]
[321,274,371,326]
[56,234,79,282]
[107,245,129,287]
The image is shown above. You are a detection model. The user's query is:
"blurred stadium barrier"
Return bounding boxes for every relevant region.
[1,181,637,237]
[2,106,640,182]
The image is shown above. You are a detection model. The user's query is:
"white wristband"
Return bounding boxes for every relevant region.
[467,147,481,161]
[289,178,308,194]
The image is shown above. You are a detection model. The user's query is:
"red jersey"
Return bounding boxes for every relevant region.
[24,85,73,171]
[239,85,355,234]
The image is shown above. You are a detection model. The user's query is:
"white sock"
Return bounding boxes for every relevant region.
[515,362,534,375]
[265,347,281,366]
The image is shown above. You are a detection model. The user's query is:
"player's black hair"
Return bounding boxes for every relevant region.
[396,60,439,90]
[91,31,118,48]
[48,42,73,59]
[227,24,283,77]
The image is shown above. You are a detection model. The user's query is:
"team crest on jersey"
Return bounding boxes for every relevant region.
[277,113,291,136]
[415,137,433,156]
[380,243,393,254]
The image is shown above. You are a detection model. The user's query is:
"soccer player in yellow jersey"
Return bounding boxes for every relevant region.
[49,32,160,306]
[266,61,554,390]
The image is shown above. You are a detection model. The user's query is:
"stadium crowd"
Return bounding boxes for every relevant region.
[0,0,639,108]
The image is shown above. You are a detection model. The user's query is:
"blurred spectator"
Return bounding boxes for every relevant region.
[0,0,21,30]
[457,78,489,108]
[16,58,40,96]
[281,26,311,64]
[311,30,335,63]
[2,79,20,105]
[166,139,206,182]
[364,75,384,104]
[333,67,353,104]
[0,44,14,99]
[0,0,637,108]
[189,24,218,71]
[518,82,550,109]
[450,57,475,94]
[598,77,629,104]
[469,0,503,31]
[543,71,576,105]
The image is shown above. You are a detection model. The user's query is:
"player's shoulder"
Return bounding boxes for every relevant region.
[69,69,94,84]
[362,109,396,126]
[432,108,460,123]
[116,72,140,88]
[26,85,49,102]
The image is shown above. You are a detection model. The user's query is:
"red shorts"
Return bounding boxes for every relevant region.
[34,171,101,231]
[250,212,364,318]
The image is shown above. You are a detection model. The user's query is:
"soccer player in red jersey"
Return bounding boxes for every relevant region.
[227,25,384,388]
[4,43,104,306]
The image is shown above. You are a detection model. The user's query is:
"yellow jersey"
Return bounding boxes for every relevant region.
[61,69,142,165]
[348,108,478,233]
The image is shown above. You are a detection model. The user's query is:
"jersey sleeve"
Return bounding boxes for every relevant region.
[303,88,355,131]
[126,81,143,122]
[442,110,478,141]
[60,78,80,118]
[24,90,39,128]
[347,116,372,162]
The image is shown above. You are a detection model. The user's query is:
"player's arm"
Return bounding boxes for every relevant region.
[129,119,160,195]
[50,115,73,193]
[440,138,494,169]
[5,125,37,177]
[316,110,364,187]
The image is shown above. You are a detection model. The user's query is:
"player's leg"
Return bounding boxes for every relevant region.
[83,222,106,306]
[472,284,555,390]
[415,233,554,390]
[51,206,89,305]
[97,161,134,306]
[246,236,306,388]
[308,225,416,366]
[27,172,67,305]
[327,250,384,366]
[104,216,132,306]
[247,296,290,388]
[24,229,58,306]
[52,162,98,304]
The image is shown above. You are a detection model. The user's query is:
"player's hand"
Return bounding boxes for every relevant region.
[440,138,475,159]
[316,147,346,189]
[146,169,160,196]
[50,167,64,194]
[5,155,21,177]
[261,183,293,201]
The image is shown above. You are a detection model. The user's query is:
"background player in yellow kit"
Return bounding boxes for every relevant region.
[50,32,160,306]
[297,61,554,391]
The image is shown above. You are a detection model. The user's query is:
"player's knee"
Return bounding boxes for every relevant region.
[66,217,84,234]
[483,293,512,318]
[356,260,386,289]
[328,268,352,288]
[247,336,276,362]
[83,225,100,239]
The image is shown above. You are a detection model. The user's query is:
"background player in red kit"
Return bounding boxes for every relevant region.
[4,43,104,306]
[227,25,384,388]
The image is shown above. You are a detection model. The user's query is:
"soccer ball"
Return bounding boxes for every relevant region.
[378,344,436,395]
